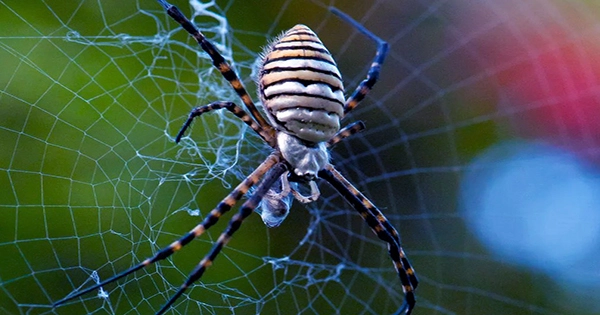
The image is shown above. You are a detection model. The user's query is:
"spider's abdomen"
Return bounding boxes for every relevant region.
[258,24,345,143]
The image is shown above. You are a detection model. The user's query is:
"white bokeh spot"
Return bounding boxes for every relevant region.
[461,141,600,285]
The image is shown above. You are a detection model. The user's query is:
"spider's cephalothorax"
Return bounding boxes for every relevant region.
[53,2,418,315]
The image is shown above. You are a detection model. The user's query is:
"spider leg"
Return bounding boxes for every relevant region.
[157,0,273,135]
[326,120,366,148]
[269,171,291,200]
[318,164,418,315]
[176,101,273,145]
[156,161,288,315]
[330,7,388,116]
[291,180,320,203]
[53,153,280,308]
[323,164,418,288]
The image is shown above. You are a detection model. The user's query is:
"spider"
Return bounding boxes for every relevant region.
[54,0,418,314]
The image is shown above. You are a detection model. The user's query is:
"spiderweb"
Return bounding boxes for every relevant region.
[1,0,599,314]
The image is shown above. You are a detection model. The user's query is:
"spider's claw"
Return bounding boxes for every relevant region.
[53,283,104,307]
[174,126,188,143]
[156,284,188,315]
[404,291,416,315]
[393,294,414,315]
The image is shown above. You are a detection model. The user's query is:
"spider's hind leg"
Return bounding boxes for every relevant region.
[157,0,272,132]
[176,101,274,145]
[329,7,389,116]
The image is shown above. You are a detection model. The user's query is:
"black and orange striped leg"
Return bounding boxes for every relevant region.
[324,164,418,289]
[318,164,417,315]
[53,153,281,309]
[157,0,273,134]
[176,101,274,145]
[330,7,389,115]
[156,161,288,315]
[326,121,366,148]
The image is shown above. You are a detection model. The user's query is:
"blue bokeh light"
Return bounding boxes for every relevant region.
[460,141,600,287]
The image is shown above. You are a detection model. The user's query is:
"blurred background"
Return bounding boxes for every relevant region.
[1,0,599,314]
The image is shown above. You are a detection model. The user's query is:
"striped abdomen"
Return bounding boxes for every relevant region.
[258,24,345,143]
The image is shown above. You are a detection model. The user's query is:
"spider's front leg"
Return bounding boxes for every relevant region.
[156,160,289,314]
[257,172,320,228]
[319,164,418,314]
[53,154,281,309]
[259,120,366,228]
[261,120,365,227]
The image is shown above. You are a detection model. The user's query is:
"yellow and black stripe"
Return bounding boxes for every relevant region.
[156,160,289,315]
[158,0,275,141]
[176,101,273,144]
[320,164,418,315]
[327,121,366,148]
[53,153,281,309]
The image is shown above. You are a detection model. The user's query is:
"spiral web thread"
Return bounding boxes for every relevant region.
[1,0,599,314]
